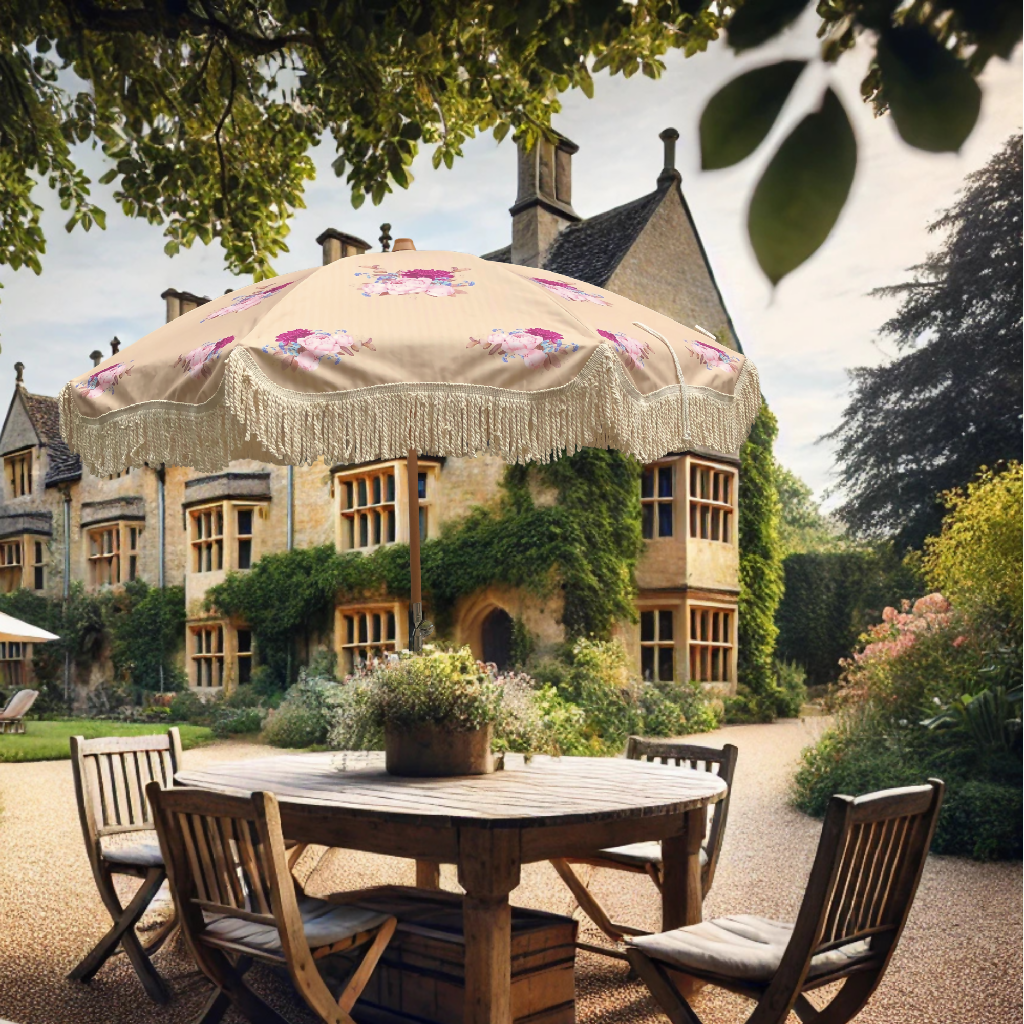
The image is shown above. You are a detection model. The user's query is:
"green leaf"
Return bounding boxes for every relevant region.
[700,61,806,170]
[747,87,857,285]
[876,28,982,153]
[727,0,811,52]
[98,168,118,185]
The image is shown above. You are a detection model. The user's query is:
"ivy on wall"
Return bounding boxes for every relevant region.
[735,402,786,719]
[208,450,644,688]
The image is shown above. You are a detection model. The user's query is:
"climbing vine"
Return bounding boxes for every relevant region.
[734,401,786,719]
[208,450,644,688]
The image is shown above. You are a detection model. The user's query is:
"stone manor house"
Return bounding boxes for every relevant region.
[0,129,743,700]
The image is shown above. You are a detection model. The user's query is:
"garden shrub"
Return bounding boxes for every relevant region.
[262,674,346,749]
[211,705,266,737]
[773,660,807,718]
[792,475,1023,861]
[168,688,211,725]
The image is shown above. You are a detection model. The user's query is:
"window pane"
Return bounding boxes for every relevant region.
[419,507,427,541]
[343,481,353,509]
[640,610,655,643]
[238,509,253,535]
[642,504,654,540]
[385,473,395,502]
[418,472,427,499]
[658,610,673,642]
[357,478,368,506]
[238,657,251,685]
[372,614,381,643]
[346,616,354,644]
[373,510,381,545]
[658,466,673,498]
[386,612,396,640]
[237,629,252,653]
[658,645,674,682]
[386,511,396,543]
[641,646,654,682]
[238,538,252,570]
[359,515,368,547]
[641,469,654,499]
[358,615,368,643]
[658,502,673,538]
[372,475,381,505]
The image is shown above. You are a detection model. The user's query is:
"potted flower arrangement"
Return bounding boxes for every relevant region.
[358,647,508,776]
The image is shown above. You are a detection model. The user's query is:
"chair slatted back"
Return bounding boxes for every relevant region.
[71,730,183,844]
[146,784,297,941]
[626,737,738,892]
[783,781,944,980]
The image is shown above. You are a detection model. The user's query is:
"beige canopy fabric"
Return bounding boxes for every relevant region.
[0,610,59,644]
[59,251,760,474]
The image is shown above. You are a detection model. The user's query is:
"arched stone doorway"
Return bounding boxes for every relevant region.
[481,608,514,670]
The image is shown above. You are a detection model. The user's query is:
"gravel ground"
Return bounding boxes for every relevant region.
[0,720,1019,1024]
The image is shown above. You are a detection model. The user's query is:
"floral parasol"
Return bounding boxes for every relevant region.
[59,250,760,475]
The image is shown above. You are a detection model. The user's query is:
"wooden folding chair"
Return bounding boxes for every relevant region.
[552,739,738,947]
[147,781,397,1024]
[626,779,945,1024]
[69,730,184,1003]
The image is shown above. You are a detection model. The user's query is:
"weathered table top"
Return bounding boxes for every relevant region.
[176,751,727,830]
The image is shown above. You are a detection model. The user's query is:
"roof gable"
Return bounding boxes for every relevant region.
[541,187,667,288]
[0,390,41,456]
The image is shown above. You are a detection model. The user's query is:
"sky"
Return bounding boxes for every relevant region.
[0,14,1020,503]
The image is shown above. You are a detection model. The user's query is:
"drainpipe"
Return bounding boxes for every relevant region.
[286,466,295,551]
[157,465,166,692]
[63,490,71,703]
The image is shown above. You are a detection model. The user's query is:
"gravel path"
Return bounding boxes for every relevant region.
[0,720,1019,1024]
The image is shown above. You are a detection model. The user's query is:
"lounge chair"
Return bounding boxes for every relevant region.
[147,781,397,1024]
[551,738,738,948]
[0,689,39,734]
[626,779,945,1024]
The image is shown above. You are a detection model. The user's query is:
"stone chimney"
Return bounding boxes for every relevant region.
[316,228,371,265]
[657,128,681,189]
[110,337,121,356]
[14,362,25,386]
[90,351,103,367]
[161,288,210,322]
[510,132,581,267]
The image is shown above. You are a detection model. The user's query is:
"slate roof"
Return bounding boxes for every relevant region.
[481,185,668,288]
[22,390,82,486]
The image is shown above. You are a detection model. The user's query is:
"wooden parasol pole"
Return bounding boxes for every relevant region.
[406,450,432,653]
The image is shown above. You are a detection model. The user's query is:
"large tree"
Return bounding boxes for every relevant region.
[0,1,722,285]
[827,133,1023,549]
[1,1,1019,297]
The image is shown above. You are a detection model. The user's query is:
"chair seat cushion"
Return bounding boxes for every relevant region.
[100,832,164,869]
[204,897,391,955]
[631,914,871,982]
[597,841,708,869]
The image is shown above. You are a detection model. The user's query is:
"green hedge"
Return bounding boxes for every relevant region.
[777,547,925,687]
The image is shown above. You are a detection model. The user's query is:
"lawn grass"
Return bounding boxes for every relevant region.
[0,720,214,763]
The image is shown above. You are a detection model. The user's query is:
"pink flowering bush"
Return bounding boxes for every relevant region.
[834,592,980,718]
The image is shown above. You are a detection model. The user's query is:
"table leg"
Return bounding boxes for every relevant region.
[661,807,705,931]
[415,859,441,889]
[457,828,521,1024]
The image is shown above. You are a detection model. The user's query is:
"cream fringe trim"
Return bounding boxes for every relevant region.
[59,345,762,475]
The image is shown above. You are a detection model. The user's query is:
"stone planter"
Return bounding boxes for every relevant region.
[384,723,496,777]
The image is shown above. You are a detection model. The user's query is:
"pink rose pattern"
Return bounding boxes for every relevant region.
[468,327,578,370]
[200,281,294,321]
[355,266,474,298]
[530,277,610,305]
[263,328,375,371]
[173,336,234,379]
[685,338,740,373]
[76,361,133,398]
[596,329,652,370]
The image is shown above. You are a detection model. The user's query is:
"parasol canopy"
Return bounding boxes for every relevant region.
[58,250,760,475]
[0,610,59,644]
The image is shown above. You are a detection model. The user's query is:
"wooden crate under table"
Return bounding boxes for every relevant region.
[332,886,577,1024]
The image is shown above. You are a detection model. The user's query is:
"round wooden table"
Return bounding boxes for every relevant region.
[177,751,727,1024]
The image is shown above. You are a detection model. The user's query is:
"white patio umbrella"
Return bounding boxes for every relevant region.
[59,244,761,650]
[0,609,59,644]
